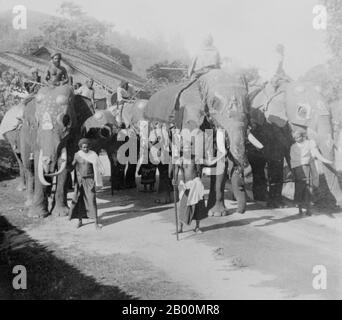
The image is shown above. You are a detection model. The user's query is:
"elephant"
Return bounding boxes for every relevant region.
[250,79,342,207]
[0,103,26,191]
[82,100,176,203]
[144,69,264,216]
[20,87,94,218]
[81,100,149,194]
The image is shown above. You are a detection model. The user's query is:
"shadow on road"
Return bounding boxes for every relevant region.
[0,215,134,300]
[201,215,274,233]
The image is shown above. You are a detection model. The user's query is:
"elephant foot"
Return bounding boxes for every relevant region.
[16,183,26,192]
[208,203,231,217]
[27,207,50,219]
[52,205,69,217]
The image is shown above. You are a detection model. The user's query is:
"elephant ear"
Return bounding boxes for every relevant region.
[83,110,118,133]
[73,95,95,129]
[285,81,327,127]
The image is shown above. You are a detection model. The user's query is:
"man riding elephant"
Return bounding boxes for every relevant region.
[188,34,221,80]
[44,52,69,87]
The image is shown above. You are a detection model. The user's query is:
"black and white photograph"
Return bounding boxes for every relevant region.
[0,0,341,302]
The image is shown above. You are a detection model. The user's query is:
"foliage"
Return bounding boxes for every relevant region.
[0,2,189,77]
[325,0,342,64]
[58,1,85,19]
[298,1,342,103]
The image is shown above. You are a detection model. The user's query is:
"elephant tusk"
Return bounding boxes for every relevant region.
[44,148,67,178]
[38,150,51,186]
[248,132,264,149]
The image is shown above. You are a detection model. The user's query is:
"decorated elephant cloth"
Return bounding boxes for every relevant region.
[144,83,186,124]
[0,103,24,139]
[35,85,75,130]
[83,110,118,133]
[198,70,249,125]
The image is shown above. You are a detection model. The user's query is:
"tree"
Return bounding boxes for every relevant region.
[58,1,85,19]
[325,0,342,64]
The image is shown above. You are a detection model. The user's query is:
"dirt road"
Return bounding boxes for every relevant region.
[1,172,342,300]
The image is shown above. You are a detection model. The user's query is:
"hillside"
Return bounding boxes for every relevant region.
[0,9,190,77]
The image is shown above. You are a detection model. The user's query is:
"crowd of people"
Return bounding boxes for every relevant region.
[0,37,332,232]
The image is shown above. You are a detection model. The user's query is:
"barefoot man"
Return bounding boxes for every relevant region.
[173,128,225,234]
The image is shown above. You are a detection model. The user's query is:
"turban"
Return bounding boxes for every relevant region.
[78,138,91,148]
[51,52,62,59]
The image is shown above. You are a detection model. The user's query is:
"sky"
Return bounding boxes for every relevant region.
[0,0,330,78]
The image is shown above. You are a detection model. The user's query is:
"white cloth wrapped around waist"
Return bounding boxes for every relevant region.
[178,177,205,206]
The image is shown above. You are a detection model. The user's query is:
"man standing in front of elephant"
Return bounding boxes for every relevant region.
[44,52,69,87]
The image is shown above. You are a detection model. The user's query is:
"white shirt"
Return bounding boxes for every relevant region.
[117,87,129,102]
[290,139,317,169]
[191,46,220,74]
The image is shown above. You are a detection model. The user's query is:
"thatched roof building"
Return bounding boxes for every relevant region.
[0,46,146,98]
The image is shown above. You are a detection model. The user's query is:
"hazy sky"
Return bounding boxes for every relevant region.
[0,0,330,78]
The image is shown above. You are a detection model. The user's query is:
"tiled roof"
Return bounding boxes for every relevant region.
[0,52,49,76]
[0,47,146,92]
[32,47,146,90]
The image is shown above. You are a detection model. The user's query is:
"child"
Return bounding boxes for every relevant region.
[69,138,104,229]
[290,130,332,216]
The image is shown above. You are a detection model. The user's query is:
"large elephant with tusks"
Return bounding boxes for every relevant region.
[145,69,263,216]
[21,86,93,217]
[251,79,342,207]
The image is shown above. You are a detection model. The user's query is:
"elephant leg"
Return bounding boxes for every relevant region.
[208,163,229,217]
[249,156,267,201]
[267,159,284,207]
[28,154,49,218]
[112,162,125,190]
[316,116,342,206]
[231,168,247,214]
[125,163,137,188]
[52,170,69,217]
[156,164,172,204]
